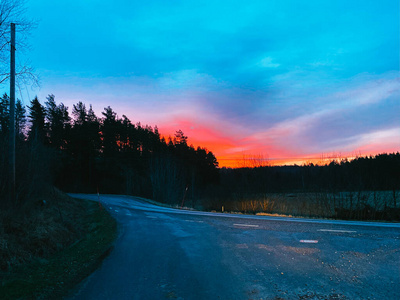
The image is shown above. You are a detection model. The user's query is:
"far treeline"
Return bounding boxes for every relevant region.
[0,94,399,220]
[217,154,400,220]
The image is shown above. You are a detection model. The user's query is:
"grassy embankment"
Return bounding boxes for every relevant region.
[0,190,117,299]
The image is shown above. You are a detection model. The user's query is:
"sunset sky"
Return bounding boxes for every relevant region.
[5,0,400,167]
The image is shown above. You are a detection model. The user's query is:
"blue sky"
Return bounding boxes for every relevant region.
[5,0,400,166]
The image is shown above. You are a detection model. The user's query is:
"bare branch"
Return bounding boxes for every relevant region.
[0,0,38,87]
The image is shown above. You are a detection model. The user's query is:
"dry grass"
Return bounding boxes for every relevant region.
[0,188,87,272]
[0,190,117,299]
[201,190,400,221]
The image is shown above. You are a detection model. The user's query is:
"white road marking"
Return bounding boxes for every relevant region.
[233,223,259,228]
[184,220,205,223]
[318,229,356,233]
[300,240,318,243]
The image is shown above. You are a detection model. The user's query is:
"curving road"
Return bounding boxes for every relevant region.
[67,194,400,300]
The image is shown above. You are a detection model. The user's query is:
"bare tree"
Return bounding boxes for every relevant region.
[0,0,37,87]
[237,153,270,168]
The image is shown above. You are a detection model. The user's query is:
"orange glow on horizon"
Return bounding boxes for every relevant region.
[160,134,400,168]
[156,119,399,169]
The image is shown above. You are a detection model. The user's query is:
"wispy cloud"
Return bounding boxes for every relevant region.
[257,57,280,68]
[327,127,400,154]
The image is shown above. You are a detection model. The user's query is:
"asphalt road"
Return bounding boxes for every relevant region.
[67,194,400,300]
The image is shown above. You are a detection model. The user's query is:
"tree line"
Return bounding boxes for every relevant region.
[0,93,219,206]
[1,92,399,219]
[220,154,400,195]
[214,154,400,220]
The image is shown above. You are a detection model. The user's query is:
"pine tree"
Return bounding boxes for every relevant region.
[174,129,188,145]
[101,106,118,157]
[15,99,26,140]
[72,101,87,126]
[45,94,70,149]
[0,93,9,136]
[27,96,46,143]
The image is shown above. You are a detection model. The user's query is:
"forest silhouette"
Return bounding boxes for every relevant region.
[0,93,399,220]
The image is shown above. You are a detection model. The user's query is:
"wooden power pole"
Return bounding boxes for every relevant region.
[9,22,16,203]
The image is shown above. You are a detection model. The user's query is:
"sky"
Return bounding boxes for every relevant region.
[5,0,400,167]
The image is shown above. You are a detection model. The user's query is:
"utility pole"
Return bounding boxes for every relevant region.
[9,22,16,204]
